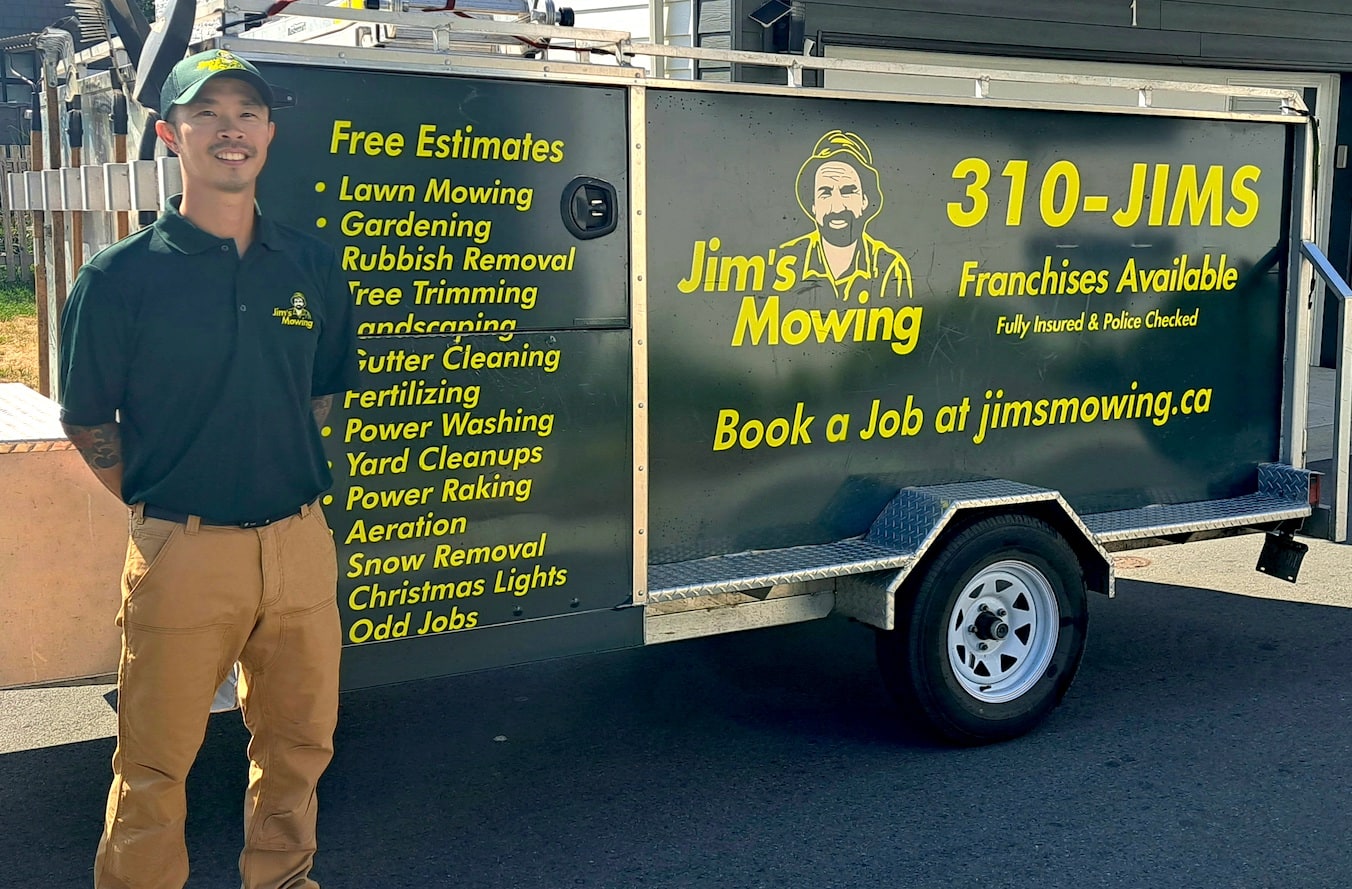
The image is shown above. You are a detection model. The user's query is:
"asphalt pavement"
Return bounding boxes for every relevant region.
[5,534,1352,888]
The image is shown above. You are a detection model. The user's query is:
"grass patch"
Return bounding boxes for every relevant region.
[0,276,39,389]
[0,277,37,321]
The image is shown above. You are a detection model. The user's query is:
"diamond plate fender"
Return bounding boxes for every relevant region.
[833,481,1113,630]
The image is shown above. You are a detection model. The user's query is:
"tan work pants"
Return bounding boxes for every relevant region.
[94,503,341,889]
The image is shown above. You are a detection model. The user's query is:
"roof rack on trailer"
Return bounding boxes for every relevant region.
[209,0,1307,114]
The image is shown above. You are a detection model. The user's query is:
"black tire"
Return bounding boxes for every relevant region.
[875,514,1088,745]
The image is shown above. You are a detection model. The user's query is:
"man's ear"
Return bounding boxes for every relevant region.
[861,193,869,211]
[154,117,178,155]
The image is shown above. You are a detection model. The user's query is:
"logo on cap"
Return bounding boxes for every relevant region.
[197,50,246,74]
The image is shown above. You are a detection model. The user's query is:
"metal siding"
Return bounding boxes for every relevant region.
[1140,0,1165,29]
[1197,33,1352,68]
[697,0,733,80]
[811,10,1204,57]
[808,0,1147,28]
[700,0,732,34]
[1169,0,1352,12]
[798,0,1352,70]
[1164,2,1352,42]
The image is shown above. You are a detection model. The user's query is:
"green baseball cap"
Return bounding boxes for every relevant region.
[159,49,274,119]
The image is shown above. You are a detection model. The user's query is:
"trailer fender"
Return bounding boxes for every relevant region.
[834,480,1112,632]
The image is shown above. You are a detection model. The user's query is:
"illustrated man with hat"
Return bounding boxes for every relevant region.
[58,49,357,889]
[781,129,913,304]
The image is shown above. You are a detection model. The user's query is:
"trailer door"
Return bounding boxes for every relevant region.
[255,61,640,688]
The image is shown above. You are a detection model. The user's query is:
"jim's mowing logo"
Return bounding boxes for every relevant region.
[676,130,920,356]
[273,292,315,330]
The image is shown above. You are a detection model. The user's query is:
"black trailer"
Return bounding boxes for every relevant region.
[9,0,1346,743]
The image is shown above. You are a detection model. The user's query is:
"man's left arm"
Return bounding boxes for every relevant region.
[311,253,361,410]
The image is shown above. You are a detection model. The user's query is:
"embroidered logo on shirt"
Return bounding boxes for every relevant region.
[273,292,314,329]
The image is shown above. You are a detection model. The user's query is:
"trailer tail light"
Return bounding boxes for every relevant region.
[1310,473,1322,507]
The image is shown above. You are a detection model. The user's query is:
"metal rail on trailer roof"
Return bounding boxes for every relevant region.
[151,0,1307,117]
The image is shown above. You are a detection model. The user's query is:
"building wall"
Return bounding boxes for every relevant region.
[0,0,76,40]
[732,0,1352,78]
[1,0,84,108]
[552,0,696,78]
[695,0,732,80]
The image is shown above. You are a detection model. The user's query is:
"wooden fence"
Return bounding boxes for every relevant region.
[1,145,33,281]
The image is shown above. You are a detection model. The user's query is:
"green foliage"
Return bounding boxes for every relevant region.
[0,277,37,322]
[139,0,157,22]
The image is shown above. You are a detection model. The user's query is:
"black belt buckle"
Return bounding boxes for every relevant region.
[240,505,307,528]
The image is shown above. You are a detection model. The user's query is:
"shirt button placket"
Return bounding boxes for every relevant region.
[227,244,248,315]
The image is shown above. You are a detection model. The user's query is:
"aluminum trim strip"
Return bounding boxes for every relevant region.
[1285,125,1315,466]
[645,591,835,644]
[630,85,649,605]
[1084,495,1311,542]
[648,539,914,602]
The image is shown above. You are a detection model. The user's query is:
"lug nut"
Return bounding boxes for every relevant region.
[978,642,988,651]
[997,608,1007,618]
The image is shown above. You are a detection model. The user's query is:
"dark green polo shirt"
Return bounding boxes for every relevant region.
[59,196,358,524]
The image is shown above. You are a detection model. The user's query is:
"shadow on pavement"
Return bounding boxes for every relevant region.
[5,578,1352,888]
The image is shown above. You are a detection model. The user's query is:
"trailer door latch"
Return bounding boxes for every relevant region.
[561,177,618,240]
[1256,530,1308,583]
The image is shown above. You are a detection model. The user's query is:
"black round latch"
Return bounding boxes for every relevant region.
[560,176,618,240]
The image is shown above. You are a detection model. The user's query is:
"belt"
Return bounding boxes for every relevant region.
[142,504,305,529]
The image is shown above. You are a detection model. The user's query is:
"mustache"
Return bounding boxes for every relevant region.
[210,142,255,156]
[822,210,859,226]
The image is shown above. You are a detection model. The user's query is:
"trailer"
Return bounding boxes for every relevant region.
[5,0,1349,744]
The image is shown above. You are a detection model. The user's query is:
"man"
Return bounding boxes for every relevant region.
[58,49,357,889]
[780,129,913,305]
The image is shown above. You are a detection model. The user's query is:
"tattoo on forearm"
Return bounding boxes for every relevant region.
[312,395,333,426]
[63,422,122,471]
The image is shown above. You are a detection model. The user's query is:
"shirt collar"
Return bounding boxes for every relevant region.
[155,194,284,254]
[799,229,876,284]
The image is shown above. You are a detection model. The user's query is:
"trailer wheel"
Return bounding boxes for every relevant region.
[876,514,1088,745]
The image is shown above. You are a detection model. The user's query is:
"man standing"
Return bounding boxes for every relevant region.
[780,129,913,305]
[58,49,357,889]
